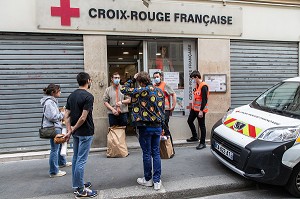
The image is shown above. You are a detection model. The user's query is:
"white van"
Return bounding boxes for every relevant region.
[211,77,300,197]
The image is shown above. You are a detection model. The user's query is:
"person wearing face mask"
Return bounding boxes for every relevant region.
[103,72,131,127]
[153,71,176,156]
[186,70,209,150]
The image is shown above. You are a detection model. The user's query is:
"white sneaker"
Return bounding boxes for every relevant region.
[154,180,162,190]
[50,170,66,178]
[59,162,72,168]
[137,177,153,187]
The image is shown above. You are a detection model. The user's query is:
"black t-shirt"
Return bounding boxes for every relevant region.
[66,89,94,136]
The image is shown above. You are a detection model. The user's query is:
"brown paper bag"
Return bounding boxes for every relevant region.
[107,126,129,158]
[160,137,174,159]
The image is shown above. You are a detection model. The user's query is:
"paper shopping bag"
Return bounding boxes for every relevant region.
[106,126,129,158]
[60,128,67,156]
[160,137,174,159]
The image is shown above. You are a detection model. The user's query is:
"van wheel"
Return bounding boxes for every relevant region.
[286,164,300,197]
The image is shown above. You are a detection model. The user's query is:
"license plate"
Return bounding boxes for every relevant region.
[214,141,234,160]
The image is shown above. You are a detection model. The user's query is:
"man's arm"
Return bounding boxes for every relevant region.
[165,84,177,111]
[200,85,208,111]
[104,101,119,115]
[64,109,72,141]
[72,110,89,132]
[170,93,177,111]
[198,85,208,118]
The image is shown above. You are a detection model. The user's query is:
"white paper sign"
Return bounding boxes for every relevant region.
[164,72,179,89]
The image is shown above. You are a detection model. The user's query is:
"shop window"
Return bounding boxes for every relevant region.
[148,41,185,115]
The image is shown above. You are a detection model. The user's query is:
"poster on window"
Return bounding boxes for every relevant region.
[174,89,185,111]
[164,72,179,89]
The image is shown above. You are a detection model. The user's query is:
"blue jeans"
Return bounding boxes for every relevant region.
[138,126,162,183]
[72,135,93,189]
[49,129,67,175]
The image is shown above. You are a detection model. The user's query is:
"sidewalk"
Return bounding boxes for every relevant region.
[0,137,199,163]
[0,143,254,199]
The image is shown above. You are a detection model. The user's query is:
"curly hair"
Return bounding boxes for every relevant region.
[43,84,60,96]
[136,71,151,86]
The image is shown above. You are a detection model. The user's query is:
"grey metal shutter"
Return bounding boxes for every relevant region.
[230,40,299,108]
[0,33,84,153]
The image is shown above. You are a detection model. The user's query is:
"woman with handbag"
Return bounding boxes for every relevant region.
[40,84,72,177]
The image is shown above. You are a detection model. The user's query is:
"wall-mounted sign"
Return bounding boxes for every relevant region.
[37,0,243,36]
[203,74,227,92]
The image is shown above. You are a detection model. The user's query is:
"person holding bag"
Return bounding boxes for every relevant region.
[121,72,165,191]
[40,84,71,178]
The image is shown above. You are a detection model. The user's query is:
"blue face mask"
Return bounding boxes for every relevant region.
[113,79,120,85]
[192,79,196,84]
[154,77,161,84]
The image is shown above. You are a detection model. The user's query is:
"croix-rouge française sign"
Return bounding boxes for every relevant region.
[37,0,242,36]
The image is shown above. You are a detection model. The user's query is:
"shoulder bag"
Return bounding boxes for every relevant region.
[39,100,56,139]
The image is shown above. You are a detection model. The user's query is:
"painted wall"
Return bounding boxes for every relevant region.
[83,35,108,147]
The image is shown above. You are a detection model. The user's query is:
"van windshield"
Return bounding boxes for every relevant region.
[252,81,300,119]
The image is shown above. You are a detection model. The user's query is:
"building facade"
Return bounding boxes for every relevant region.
[0,0,299,153]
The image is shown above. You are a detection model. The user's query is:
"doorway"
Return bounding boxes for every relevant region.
[107,37,143,136]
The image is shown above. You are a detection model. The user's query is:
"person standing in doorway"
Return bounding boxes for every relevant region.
[103,72,131,127]
[121,72,165,190]
[40,84,72,178]
[186,70,209,150]
[153,71,176,155]
[155,46,174,72]
[64,72,97,198]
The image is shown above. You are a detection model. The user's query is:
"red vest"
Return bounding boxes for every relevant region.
[155,81,171,110]
[192,82,209,112]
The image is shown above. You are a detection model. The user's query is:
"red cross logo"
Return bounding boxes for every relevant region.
[51,0,80,26]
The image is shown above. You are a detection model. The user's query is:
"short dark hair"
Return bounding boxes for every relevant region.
[153,71,162,77]
[43,84,60,96]
[77,72,91,86]
[112,72,120,78]
[136,71,151,85]
[190,70,201,79]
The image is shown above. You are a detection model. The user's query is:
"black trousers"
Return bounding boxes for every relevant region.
[162,110,175,154]
[187,109,206,144]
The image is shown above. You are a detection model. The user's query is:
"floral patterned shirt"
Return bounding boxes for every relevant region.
[120,79,165,127]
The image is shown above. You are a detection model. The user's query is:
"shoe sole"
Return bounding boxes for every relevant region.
[50,173,66,178]
[75,194,97,198]
[73,184,92,194]
[137,182,153,187]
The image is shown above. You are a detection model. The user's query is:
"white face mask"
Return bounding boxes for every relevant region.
[154,77,161,84]
[113,79,120,85]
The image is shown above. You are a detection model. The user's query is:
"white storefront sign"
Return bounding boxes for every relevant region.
[183,40,196,115]
[37,0,243,36]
